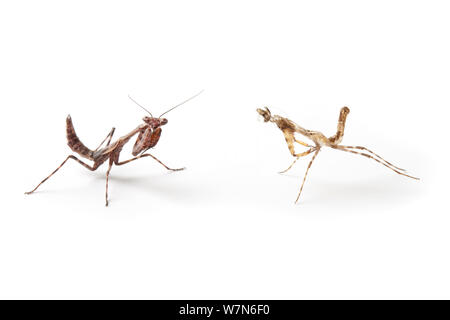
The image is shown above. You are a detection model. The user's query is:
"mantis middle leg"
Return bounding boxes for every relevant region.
[116,153,185,171]
[94,127,116,152]
[105,159,113,206]
[295,148,321,203]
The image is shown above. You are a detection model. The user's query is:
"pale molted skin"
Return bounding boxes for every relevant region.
[257,106,418,203]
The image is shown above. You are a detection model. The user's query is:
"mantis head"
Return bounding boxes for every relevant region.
[257,107,272,122]
[143,116,168,128]
[129,90,203,128]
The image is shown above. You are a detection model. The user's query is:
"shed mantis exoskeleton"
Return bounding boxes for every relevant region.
[25,91,203,206]
[257,106,419,203]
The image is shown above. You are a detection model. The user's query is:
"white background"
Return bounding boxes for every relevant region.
[0,0,449,299]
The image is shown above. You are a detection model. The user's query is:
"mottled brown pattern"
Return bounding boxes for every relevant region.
[132,127,162,156]
[132,128,148,156]
[257,106,419,203]
[66,115,95,161]
[25,91,204,206]
[26,114,183,206]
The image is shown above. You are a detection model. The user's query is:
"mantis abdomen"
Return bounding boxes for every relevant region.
[66,115,95,161]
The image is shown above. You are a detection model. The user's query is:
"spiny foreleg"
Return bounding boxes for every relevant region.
[282,130,312,157]
[279,130,314,173]
[295,138,313,148]
[279,147,316,174]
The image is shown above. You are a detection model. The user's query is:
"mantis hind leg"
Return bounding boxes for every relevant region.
[338,145,406,172]
[25,155,98,194]
[334,146,419,180]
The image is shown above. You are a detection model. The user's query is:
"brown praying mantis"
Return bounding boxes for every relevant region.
[25,91,203,206]
[257,106,419,203]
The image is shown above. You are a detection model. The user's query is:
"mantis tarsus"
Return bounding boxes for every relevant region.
[25,91,203,206]
[257,106,419,203]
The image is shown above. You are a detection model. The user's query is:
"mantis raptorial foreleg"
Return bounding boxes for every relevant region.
[279,130,315,173]
[295,138,312,148]
[279,148,316,174]
[282,131,312,157]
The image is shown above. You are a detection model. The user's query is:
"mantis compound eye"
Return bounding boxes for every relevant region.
[160,118,168,125]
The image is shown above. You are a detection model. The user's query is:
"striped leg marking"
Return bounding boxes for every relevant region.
[335,146,419,180]
[295,148,320,204]
[295,139,313,148]
[279,147,316,174]
[339,145,406,172]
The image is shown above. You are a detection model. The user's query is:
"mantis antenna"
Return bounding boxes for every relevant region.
[159,90,204,118]
[128,95,153,117]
